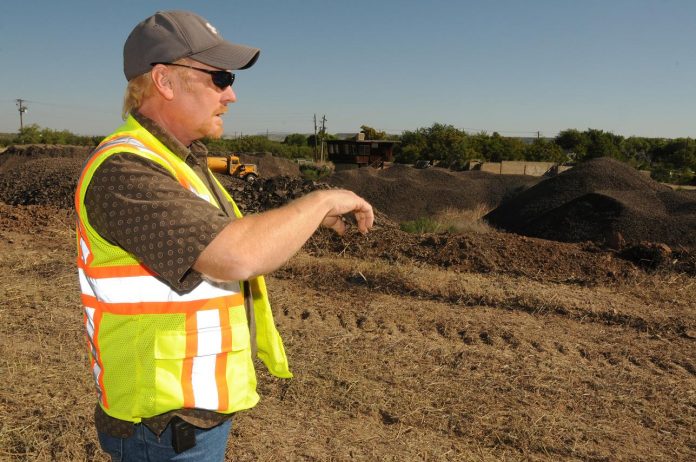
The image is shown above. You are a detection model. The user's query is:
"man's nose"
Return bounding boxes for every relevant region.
[222,86,237,103]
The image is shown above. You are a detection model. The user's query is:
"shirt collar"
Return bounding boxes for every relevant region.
[132,112,208,162]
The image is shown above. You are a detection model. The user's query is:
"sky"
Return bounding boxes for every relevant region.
[1,0,695,139]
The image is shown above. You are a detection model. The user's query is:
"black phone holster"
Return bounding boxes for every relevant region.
[171,417,196,453]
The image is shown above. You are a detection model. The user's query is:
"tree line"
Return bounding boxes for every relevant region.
[0,124,102,146]
[397,124,694,184]
[2,123,693,184]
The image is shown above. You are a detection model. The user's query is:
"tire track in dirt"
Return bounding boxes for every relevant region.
[266,275,694,461]
[276,254,692,339]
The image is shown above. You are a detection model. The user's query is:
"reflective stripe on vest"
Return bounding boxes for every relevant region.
[84,306,107,408]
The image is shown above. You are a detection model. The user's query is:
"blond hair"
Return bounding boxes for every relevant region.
[121,59,193,120]
[122,73,154,120]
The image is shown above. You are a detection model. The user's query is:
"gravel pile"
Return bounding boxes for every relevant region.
[0,156,84,209]
[3,146,695,251]
[484,157,696,249]
[325,164,541,222]
[215,174,329,214]
[0,145,303,211]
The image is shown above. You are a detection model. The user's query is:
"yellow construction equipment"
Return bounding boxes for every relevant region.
[207,154,259,182]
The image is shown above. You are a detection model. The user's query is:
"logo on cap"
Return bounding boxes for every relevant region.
[205,22,218,35]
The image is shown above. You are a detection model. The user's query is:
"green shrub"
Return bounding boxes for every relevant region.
[400,217,449,234]
[299,161,334,180]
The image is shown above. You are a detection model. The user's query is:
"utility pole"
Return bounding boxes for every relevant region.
[16,99,28,131]
[320,115,327,162]
[313,114,318,161]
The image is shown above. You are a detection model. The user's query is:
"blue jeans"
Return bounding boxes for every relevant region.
[98,419,232,462]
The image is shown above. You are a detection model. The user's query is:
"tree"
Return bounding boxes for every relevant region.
[306,133,336,147]
[15,124,43,144]
[477,132,526,162]
[620,136,653,168]
[525,138,567,163]
[284,133,307,146]
[423,123,469,164]
[9,124,100,146]
[555,129,587,159]
[396,128,427,164]
[360,125,386,140]
[584,129,622,160]
[655,138,696,170]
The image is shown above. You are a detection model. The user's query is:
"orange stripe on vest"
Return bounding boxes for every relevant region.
[182,312,198,408]
[80,293,244,315]
[216,307,232,410]
[78,258,157,278]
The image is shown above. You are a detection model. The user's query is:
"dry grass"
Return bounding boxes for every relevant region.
[400,205,493,235]
[0,225,106,461]
[1,207,695,461]
[280,252,694,337]
[245,259,695,460]
[433,205,494,234]
[261,253,696,461]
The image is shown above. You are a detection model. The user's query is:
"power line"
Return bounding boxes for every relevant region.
[5,98,113,115]
[2,98,563,138]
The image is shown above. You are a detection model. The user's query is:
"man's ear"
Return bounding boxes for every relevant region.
[150,64,175,100]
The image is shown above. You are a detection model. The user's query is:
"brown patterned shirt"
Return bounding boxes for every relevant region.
[84,113,236,437]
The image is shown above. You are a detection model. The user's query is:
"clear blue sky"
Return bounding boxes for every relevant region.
[1,0,694,139]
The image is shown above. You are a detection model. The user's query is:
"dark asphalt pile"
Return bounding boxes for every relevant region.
[215,174,329,214]
[0,145,89,209]
[0,145,304,211]
[0,145,92,167]
[325,164,542,222]
[1,145,694,276]
[484,157,696,250]
[3,145,695,257]
[0,156,85,209]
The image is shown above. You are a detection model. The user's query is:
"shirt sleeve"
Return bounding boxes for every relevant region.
[83,152,233,293]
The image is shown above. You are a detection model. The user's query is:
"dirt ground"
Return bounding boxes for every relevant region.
[0,146,694,461]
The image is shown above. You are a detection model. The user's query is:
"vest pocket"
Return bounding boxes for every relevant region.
[154,324,249,360]
[230,323,250,351]
[153,322,252,412]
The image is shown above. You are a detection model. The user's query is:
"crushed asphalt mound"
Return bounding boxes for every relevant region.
[0,146,302,210]
[1,146,695,262]
[325,164,541,222]
[484,157,696,250]
[214,174,331,214]
[0,157,85,209]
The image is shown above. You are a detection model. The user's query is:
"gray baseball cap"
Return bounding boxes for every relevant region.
[123,10,260,81]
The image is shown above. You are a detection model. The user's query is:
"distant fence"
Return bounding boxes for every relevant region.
[470,160,571,176]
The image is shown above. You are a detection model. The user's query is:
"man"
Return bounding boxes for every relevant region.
[74,10,373,461]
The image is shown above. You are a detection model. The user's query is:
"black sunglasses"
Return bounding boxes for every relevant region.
[151,62,235,89]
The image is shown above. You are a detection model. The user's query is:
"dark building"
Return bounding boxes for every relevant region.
[326,133,399,168]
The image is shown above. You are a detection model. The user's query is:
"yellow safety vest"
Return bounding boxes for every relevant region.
[74,115,291,423]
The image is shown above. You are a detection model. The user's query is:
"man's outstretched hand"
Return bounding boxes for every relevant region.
[319,190,374,235]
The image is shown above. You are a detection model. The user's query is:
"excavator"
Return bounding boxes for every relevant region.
[207,154,259,182]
